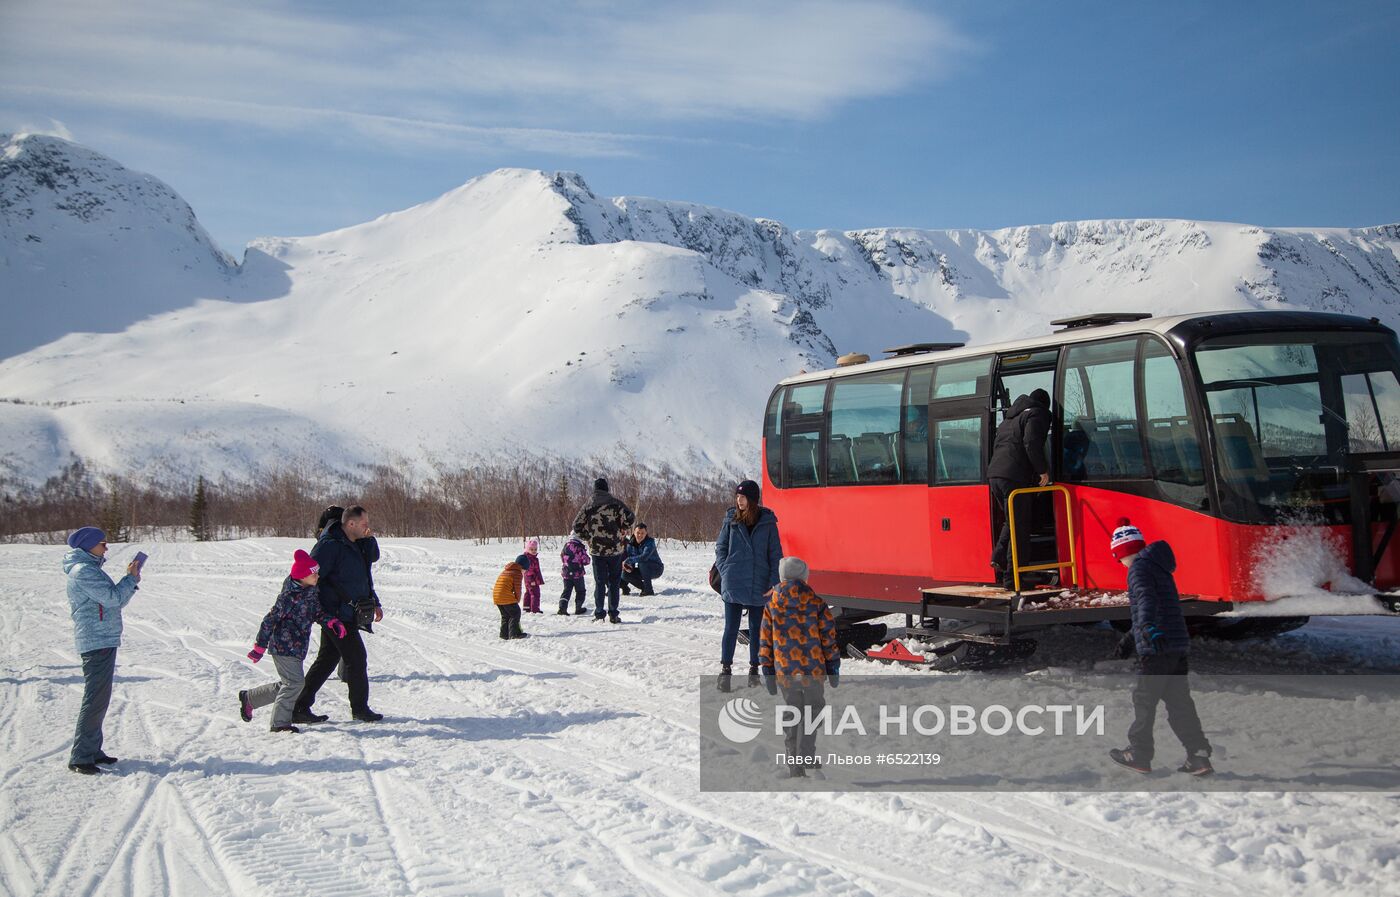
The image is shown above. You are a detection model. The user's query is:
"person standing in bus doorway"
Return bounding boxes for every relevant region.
[986,388,1051,590]
[571,477,636,624]
[1107,519,1213,776]
[714,479,783,692]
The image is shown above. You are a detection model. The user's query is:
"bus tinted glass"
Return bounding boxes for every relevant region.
[763,388,784,484]
[828,372,905,485]
[1061,338,1147,479]
[1142,341,1205,485]
[933,417,981,482]
[1195,332,1400,521]
[782,383,827,488]
[933,356,991,399]
[902,366,933,484]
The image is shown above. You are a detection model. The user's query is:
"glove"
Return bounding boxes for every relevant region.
[763,673,778,696]
[247,645,265,663]
[1112,633,1136,660]
[326,618,347,638]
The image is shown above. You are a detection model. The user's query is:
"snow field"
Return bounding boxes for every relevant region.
[2,538,1399,896]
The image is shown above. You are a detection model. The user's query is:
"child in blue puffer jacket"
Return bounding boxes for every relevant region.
[239,550,346,733]
[1106,519,1213,776]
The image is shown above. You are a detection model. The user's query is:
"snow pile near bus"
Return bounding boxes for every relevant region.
[2,133,1399,485]
[1236,523,1382,615]
[3,538,1400,896]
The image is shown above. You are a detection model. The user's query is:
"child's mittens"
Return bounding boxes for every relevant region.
[247,645,265,663]
[327,618,347,638]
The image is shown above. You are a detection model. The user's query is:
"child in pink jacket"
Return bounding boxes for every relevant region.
[522,538,545,613]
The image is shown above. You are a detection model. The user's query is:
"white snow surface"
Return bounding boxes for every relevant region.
[4,538,1400,896]
[3,134,1400,484]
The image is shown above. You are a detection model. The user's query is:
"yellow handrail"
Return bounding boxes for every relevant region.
[1006,484,1079,593]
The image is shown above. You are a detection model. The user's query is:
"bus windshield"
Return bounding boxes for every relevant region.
[1194,331,1400,521]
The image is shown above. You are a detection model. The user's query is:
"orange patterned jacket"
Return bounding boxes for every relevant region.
[758,580,840,684]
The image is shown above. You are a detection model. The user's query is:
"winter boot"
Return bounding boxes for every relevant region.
[717,663,733,693]
[270,725,301,733]
[238,689,253,723]
[621,583,631,595]
[557,601,569,615]
[1109,747,1151,774]
[509,619,530,639]
[748,664,761,688]
[68,763,101,775]
[787,766,807,779]
[94,753,118,765]
[352,708,384,722]
[575,602,588,616]
[292,708,328,724]
[1178,750,1214,776]
[609,614,621,625]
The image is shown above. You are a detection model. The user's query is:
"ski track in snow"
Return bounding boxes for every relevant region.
[2,538,1399,897]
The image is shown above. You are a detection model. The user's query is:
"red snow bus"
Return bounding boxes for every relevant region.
[761,311,1400,666]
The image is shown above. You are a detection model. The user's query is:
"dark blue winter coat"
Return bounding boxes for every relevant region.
[1127,541,1191,656]
[310,522,375,622]
[254,577,333,659]
[624,536,664,579]
[715,507,783,607]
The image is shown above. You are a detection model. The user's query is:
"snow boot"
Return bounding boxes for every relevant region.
[238,689,253,723]
[609,614,621,624]
[68,762,101,775]
[1109,747,1151,774]
[1178,750,1214,776]
[292,708,328,724]
[352,708,384,722]
[747,664,760,688]
[621,583,631,595]
[271,725,301,733]
[557,601,569,615]
[94,753,118,765]
[717,663,733,693]
[575,602,588,616]
[787,766,807,779]
[509,619,530,639]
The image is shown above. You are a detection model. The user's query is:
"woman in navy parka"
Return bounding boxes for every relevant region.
[714,480,782,691]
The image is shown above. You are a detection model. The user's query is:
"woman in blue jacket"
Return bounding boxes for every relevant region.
[63,526,141,774]
[714,480,782,691]
[621,523,664,596]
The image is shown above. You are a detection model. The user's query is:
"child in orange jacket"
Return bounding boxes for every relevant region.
[492,554,530,640]
[758,556,840,778]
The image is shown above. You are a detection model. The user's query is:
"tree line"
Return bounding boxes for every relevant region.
[1,455,742,545]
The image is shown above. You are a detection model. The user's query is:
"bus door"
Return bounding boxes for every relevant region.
[927,355,995,583]
[991,348,1061,575]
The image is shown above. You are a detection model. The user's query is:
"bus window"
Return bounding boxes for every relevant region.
[783,382,827,488]
[1061,338,1147,479]
[933,417,982,483]
[763,388,784,485]
[902,366,933,484]
[1342,369,1400,452]
[1142,341,1205,485]
[933,356,992,399]
[828,371,904,486]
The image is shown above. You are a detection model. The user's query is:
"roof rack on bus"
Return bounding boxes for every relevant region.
[882,342,966,357]
[1050,312,1152,332]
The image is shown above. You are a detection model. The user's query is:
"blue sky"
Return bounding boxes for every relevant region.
[2,0,1397,253]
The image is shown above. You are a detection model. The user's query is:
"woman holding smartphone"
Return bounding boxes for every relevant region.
[62,526,143,774]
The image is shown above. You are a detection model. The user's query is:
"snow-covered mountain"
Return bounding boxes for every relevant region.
[0,133,242,360]
[1,133,1398,486]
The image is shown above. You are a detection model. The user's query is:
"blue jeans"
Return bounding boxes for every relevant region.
[721,601,762,667]
[71,647,117,765]
[592,554,624,617]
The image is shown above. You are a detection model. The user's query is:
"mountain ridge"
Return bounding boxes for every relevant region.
[2,134,1398,487]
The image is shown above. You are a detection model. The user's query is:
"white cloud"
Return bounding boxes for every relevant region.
[8,117,73,141]
[0,0,969,153]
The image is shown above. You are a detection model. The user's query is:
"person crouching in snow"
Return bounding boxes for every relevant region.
[759,556,840,779]
[558,535,590,615]
[493,554,531,639]
[522,538,545,613]
[1107,519,1213,776]
[240,550,347,733]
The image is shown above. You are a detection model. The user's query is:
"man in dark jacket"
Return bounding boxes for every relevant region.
[571,477,635,623]
[986,388,1051,589]
[1107,519,1212,776]
[295,505,384,722]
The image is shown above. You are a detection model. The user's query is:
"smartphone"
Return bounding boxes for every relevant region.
[133,551,148,571]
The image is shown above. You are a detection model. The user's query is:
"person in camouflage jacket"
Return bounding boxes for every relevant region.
[571,478,636,622]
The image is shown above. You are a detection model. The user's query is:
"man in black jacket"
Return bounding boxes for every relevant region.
[986,388,1051,589]
[295,505,384,722]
